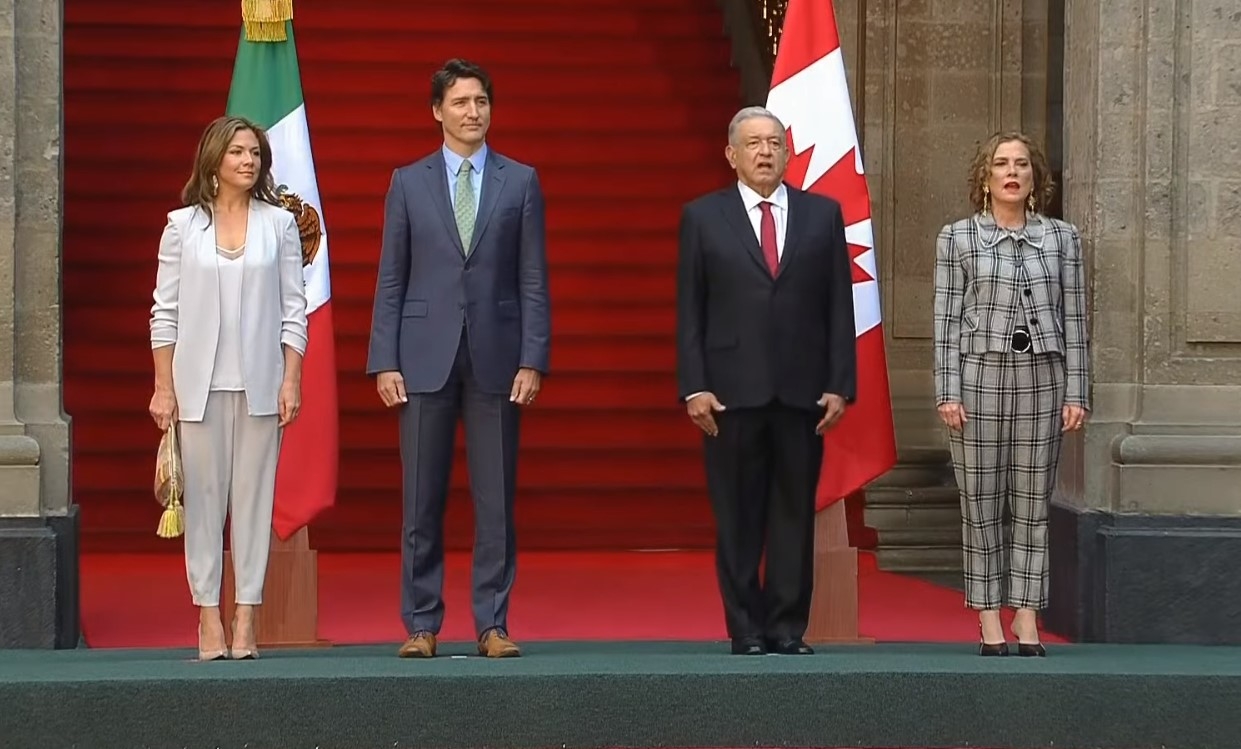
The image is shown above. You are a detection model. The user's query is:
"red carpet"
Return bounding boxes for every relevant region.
[80,551,1064,649]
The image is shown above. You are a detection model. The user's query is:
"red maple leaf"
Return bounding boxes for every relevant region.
[785,132,872,227]
[847,243,874,283]
[785,130,875,284]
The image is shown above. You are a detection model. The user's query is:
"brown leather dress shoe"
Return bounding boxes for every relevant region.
[478,628,521,658]
[397,631,437,658]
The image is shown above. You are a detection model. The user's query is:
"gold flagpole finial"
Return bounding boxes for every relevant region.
[242,0,293,42]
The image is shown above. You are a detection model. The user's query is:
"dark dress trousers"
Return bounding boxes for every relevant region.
[367,147,550,638]
[676,183,856,642]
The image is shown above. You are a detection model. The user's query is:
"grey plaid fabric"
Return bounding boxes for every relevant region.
[949,352,1064,610]
[933,211,1091,611]
[933,212,1090,409]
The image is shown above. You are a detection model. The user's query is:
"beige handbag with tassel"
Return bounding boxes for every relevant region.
[154,424,185,538]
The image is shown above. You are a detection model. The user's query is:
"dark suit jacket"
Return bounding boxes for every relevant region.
[676,183,857,412]
[367,148,551,394]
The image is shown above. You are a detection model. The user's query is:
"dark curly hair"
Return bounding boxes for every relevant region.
[967,131,1056,214]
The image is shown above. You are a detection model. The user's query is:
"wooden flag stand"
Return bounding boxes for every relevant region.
[804,496,874,645]
[222,527,329,648]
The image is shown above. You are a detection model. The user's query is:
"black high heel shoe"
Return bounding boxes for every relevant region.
[978,625,1009,657]
[1016,642,1046,657]
[1011,618,1047,657]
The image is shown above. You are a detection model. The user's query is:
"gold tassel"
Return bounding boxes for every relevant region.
[242,0,293,42]
[156,499,185,539]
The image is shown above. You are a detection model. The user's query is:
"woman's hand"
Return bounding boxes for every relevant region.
[278,379,301,427]
[937,402,968,432]
[1062,404,1088,432]
[149,387,178,431]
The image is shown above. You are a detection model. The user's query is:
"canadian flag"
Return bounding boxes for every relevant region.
[767,0,897,509]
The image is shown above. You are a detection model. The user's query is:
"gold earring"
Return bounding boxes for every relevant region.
[210,174,219,196]
[982,186,990,215]
[1027,191,1036,212]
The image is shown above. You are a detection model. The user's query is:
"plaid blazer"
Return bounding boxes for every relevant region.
[933,212,1090,409]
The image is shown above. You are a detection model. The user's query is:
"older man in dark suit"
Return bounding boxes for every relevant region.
[677,106,856,656]
[367,59,550,659]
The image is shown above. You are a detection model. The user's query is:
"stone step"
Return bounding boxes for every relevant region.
[866,448,955,488]
[865,485,960,537]
[866,484,960,507]
[874,527,961,546]
[875,545,964,573]
[865,503,959,533]
[864,456,964,574]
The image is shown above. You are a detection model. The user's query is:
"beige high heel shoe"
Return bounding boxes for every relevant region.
[230,607,259,660]
[198,623,228,661]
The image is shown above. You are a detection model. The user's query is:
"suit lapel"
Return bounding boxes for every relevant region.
[187,206,221,306]
[776,185,802,279]
[190,206,217,269]
[422,152,465,256]
[719,188,772,279]
[468,152,506,257]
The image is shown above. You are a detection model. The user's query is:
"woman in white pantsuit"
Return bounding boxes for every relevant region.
[148,116,308,661]
[933,131,1090,657]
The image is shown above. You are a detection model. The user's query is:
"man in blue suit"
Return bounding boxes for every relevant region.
[367,59,550,659]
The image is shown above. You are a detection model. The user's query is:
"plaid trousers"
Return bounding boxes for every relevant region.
[948,351,1066,610]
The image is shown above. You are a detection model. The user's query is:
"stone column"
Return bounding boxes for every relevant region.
[1048,0,1241,644]
[0,0,76,649]
[849,0,1052,573]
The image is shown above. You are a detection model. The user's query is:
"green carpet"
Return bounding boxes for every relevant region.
[3,641,1239,749]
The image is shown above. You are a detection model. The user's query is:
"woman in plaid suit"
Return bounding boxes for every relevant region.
[933,131,1090,657]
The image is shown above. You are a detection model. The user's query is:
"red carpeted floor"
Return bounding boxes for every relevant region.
[80,550,1064,649]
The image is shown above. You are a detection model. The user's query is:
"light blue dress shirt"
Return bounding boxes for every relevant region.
[442,143,487,214]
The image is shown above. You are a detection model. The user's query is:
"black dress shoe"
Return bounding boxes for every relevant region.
[768,638,814,655]
[1017,642,1046,657]
[730,637,766,655]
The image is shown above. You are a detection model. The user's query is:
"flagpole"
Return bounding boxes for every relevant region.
[219,0,330,649]
[765,0,893,645]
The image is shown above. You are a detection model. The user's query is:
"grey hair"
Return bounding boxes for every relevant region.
[727,106,786,145]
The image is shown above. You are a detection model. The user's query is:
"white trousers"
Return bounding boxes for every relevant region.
[179,390,280,607]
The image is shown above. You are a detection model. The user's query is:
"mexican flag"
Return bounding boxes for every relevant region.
[225,1,339,538]
[766,0,897,509]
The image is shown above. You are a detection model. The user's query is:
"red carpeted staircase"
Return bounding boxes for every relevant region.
[63,0,740,551]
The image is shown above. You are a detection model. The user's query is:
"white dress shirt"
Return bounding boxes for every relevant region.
[737,180,789,261]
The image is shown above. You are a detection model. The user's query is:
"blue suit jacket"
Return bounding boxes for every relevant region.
[366,148,551,394]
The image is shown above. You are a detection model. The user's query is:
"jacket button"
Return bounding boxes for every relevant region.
[1023,288,1032,296]
[1030,319,1039,326]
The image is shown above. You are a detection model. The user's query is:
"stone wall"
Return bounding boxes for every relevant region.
[818,0,1054,572]
[1048,0,1241,644]
[852,0,1050,450]
[0,0,77,649]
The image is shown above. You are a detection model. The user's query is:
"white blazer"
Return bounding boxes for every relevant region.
[150,200,309,423]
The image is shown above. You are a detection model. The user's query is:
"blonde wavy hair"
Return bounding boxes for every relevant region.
[967,131,1056,214]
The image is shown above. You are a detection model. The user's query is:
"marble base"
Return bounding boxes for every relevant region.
[0,507,79,649]
[1047,502,1241,644]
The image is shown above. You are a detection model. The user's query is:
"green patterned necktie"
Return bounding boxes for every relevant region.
[454,159,476,254]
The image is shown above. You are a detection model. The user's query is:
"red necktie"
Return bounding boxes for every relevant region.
[758,201,778,276]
